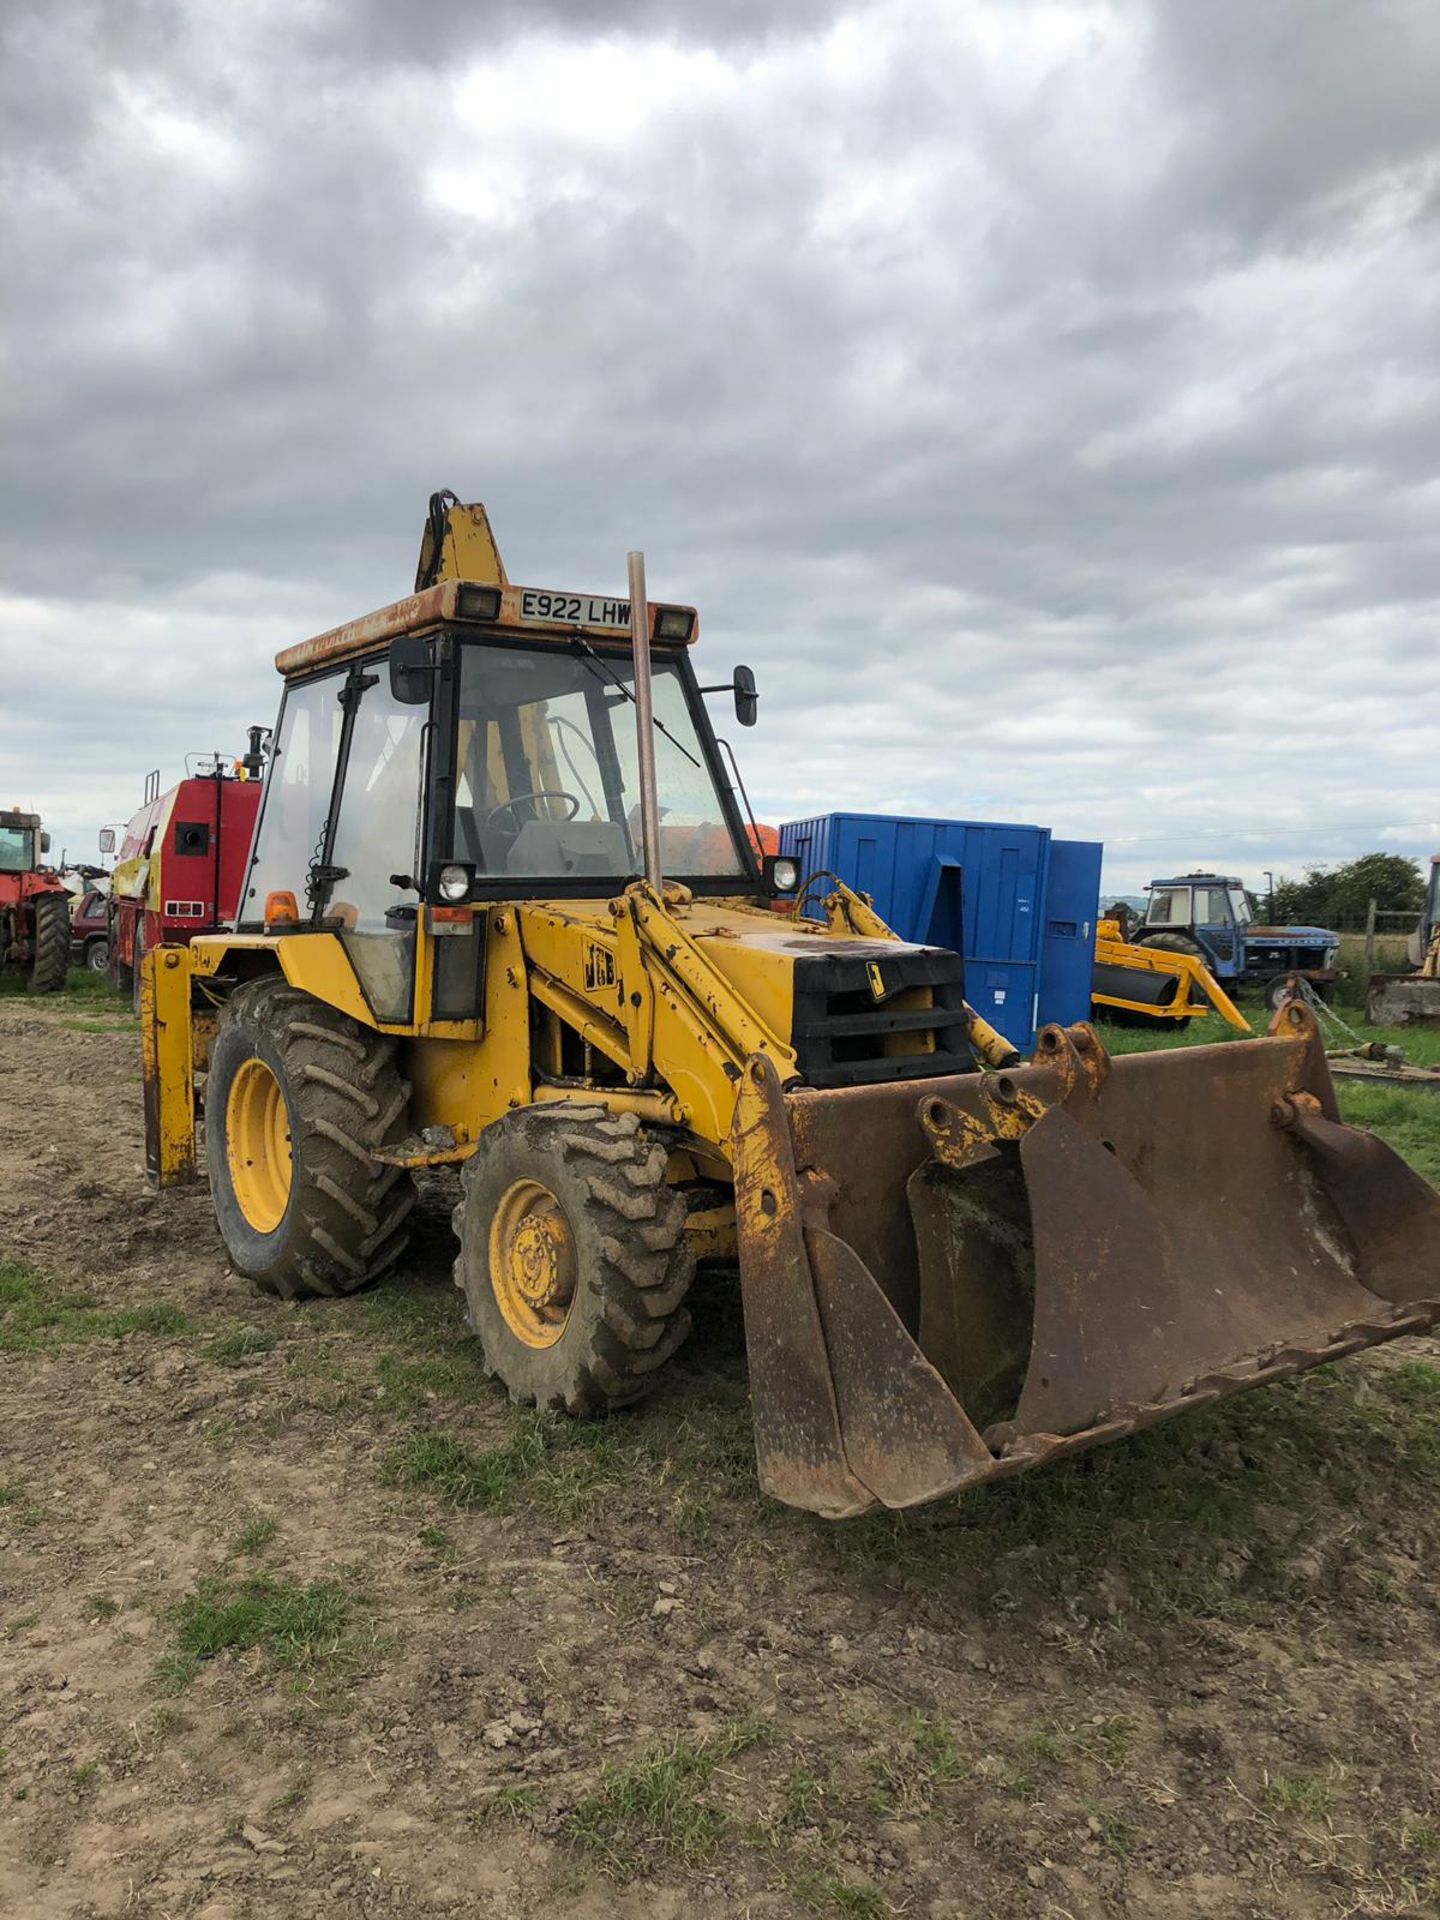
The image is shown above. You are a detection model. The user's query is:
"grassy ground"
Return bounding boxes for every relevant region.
[5,974,1440,1914]
[1098,993,1440,1181]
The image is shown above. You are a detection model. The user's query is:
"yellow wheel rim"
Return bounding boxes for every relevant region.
[489,1178,576,1349]
[226,1057,293,1234]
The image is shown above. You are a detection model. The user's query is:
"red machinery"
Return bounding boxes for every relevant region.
[107,738,266,1003]
[0,810,71,993]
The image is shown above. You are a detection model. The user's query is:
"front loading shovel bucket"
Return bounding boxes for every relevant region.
[730,1006,1440,1519]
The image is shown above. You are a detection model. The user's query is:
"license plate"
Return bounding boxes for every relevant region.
[518,588,631,629]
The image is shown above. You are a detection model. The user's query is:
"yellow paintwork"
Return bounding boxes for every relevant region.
[419,499,508,590]
[226,1057,292,1231]
[140,945,196,1183]
[148,880,945,1185]
[1093,919,1252,1033]
[138,500,993,1193]
[489,1177,575,1347]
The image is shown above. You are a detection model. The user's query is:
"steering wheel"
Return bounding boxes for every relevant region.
[483,790,583,830]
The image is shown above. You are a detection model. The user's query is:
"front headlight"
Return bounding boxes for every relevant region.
[438,864,472,903]
[763,854,801,896]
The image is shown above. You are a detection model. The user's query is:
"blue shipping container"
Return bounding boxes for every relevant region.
[1037,839,1103,1032]
[778,812,1051,1051]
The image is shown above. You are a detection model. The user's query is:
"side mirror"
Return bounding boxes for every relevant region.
[733,664,758,728]
[40,831,51,854]
[389,632,435,706]
[98,828,116,855]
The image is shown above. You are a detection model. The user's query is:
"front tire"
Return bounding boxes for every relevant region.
[28,893,70,994]
[453,1105,694,1414]
[206,977,416,1300]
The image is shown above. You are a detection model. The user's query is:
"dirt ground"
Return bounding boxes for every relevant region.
[4,990,1440,1920]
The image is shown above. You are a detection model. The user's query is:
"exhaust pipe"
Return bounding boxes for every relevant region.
[627,550,664,890]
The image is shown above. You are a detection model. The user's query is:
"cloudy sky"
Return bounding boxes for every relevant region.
[2,0,1438,895]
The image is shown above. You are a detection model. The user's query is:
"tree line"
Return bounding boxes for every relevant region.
[1267,853,1426,929]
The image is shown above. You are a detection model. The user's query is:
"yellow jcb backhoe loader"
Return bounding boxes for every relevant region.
[141,496,1440,1519]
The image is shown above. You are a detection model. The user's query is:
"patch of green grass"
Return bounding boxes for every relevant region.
[0,1480,47,1530]
[373,1348,486,1413]
[783,1767,831,1825]
[1336,1084,1440,1186]
[205,1325,279,1368]
[467,1784,542,1827]
[268,1776,310,1812]
[826,1346,1440,1625]
[385,1423,550,1512]
[70,1760,100,1788]
[779,1866,891,1916]
[155,1575,353,1693]
[868,1714,964,1813]
[570,1714,774,1877]
[4,1613,41,1636]
[0,1259,187,1354]
[1264,1766,1345,1819]
[84,1595,119,1621]
[232,1513,279,1556]
[383,1366,758,1529]
[0,968,117,1003]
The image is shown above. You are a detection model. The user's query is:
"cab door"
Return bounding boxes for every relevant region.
[325,677,429,1023]
[1191,883,1238,973]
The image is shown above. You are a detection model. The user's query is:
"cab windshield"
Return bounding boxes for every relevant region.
[0,826,33,873]
[453,641,748,881]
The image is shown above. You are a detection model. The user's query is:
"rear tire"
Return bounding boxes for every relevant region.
[1137,931,1207,963]
[28,893,70,994]
[453,1105,694,1414]
[85,936,110,973]
[206,976,416,1300]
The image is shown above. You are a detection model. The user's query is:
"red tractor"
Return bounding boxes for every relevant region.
[106,742,266,1005]
[0,809,72,993]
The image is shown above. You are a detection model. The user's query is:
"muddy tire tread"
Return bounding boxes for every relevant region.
[453,1106,694,1415]
[209,976,415,1301]
[28,892,69,994]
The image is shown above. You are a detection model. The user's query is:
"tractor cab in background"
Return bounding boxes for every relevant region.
[0,809,71,993]
[1138,871,1339,1012]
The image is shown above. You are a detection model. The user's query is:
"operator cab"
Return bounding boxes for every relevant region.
[238,573,762,1025]
[0,811,45,874]
[1144,874,1253,932]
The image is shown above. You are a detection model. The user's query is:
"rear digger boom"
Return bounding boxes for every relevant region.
[142,497,1440,1519]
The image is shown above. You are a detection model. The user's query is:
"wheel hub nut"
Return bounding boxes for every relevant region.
[512,1214,573,1313]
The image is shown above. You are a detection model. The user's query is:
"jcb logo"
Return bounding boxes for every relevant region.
[584,942,617,991]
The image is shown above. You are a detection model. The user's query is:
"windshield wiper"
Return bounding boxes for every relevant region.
[569,638,701,770]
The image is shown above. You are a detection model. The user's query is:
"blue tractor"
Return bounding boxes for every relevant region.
[1135,872,1341,1013]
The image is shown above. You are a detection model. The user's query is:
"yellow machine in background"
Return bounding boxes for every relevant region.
[1092,917,1252,1033]
[142,496,1440,1520]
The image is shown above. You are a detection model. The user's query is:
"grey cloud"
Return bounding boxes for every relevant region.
[1,0,1437,893]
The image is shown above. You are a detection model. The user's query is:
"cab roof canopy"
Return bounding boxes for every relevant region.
[275,498,702,682]
[275,577,699,679]
[1149,872,1244,889]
